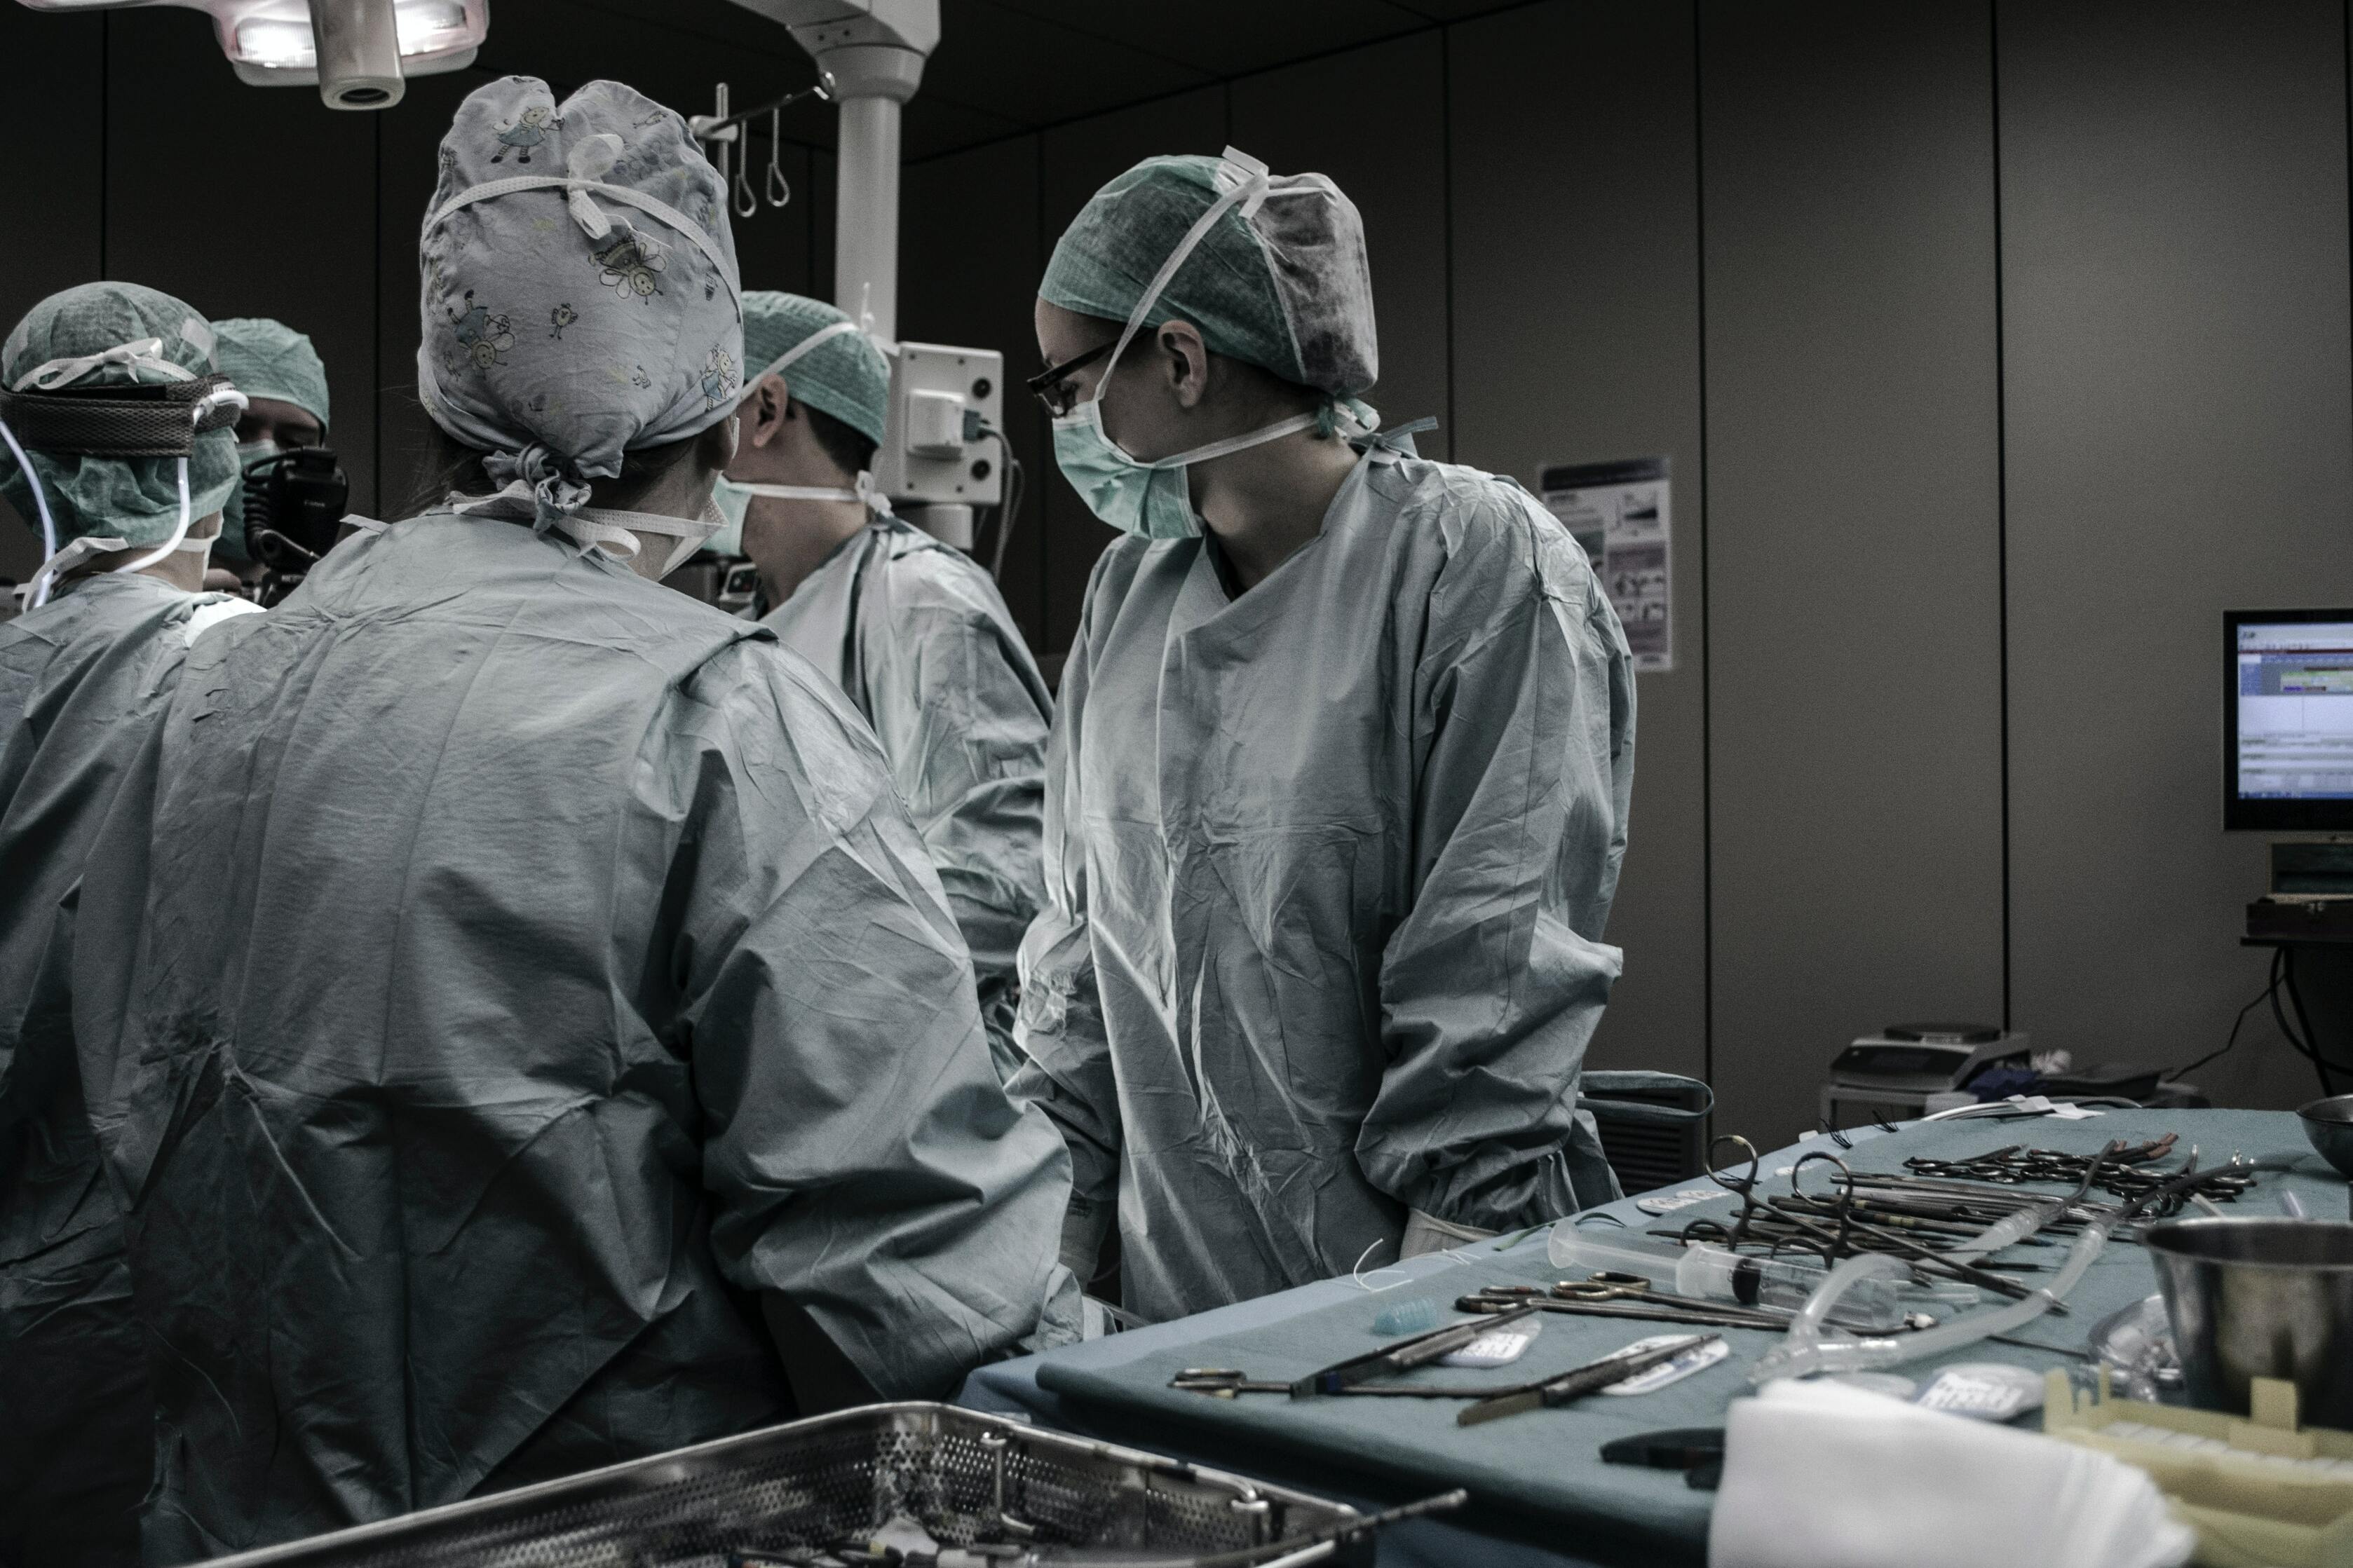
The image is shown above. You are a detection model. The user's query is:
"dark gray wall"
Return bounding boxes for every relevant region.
[7,0,2351,1143]
[1449,2,1708,1086]
[2001,0,2353,1112]
[0,0,821,581]
[1701,0,2007,1139]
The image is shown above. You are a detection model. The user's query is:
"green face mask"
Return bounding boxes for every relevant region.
[709,473,876,557]
[1051,393,1320,541]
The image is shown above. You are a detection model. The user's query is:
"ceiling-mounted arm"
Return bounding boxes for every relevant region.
[715,0,938,344]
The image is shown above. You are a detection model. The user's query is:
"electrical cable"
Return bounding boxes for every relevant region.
[2167,953,2286,1082]
[986,437,1022,583]
[2273,944,2353,1093]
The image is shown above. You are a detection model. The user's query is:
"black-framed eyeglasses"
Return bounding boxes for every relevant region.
[1026,342,1114,417]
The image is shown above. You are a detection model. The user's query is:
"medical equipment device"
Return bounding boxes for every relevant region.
[1455,1335,1721,1428]
[2145,1215,2353,1426]
[1287,1305,1535,1398]
[189,1403,1409,1568]
[15,0,486,106]
[1549,1229,1919,1329]
[1751,1148,2296,1386]
[1456,1283,1799,1332]
[683,6,1013,557]
[241,445,349,604]
[2224,608,2353,833]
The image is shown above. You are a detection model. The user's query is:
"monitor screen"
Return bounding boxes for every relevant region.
[2226,610,2353,831]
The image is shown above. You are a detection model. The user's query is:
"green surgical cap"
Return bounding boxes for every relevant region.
[742,290,889,448]
[1040,150,1378,400]
[1,281,238,552]
[215,316,330,430]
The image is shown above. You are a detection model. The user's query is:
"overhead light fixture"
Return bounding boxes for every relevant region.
[15,0,488,107]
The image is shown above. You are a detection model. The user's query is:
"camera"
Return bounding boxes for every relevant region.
[245,446,350,606]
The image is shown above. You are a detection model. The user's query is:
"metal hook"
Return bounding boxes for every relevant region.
[766,107,791,207]
[733,143,758,218]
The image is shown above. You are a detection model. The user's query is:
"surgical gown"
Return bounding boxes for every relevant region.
[1010,443,1636,1323]
[0,575,252,1568]
[63,512,1075,1563]
[761,516,1050,1082]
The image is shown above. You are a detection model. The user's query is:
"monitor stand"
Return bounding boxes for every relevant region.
[2242,922,2353,1097]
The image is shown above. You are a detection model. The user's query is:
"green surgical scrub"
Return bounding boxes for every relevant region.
[0,574,254,1568]
[66,512,1073,1562]
[1010,440,1637,1323]
[761,515,1051,1082]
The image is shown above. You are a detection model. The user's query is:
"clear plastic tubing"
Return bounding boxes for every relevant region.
[1547,1228,1913,1332]
[1744,1208,2111,1386]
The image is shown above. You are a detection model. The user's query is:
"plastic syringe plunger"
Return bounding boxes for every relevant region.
[1545,1227,1911,1332]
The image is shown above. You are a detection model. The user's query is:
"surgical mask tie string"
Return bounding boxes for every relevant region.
[482,443,595,534]
[734,318,867,406]
[562,132,625,240]
[457,454,721,576]
[1094,149,1274,406]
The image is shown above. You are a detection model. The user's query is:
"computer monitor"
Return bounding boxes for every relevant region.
[2225,609,2353,831]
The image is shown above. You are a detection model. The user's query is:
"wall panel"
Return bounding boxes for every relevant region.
[104,9,381,512]
[902,136,1048,646]
[1231,34,1449,458]
[374,71,491,518]
[2000,0,2353,1109]
[0,4,104,582]
[1449,1,1707,1084]
[1702,0,2006,1142]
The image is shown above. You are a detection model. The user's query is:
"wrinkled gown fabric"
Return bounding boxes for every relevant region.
[1011,444,1636,1323]
[0,575,248,1568]
[65,514,1073,1563]
[762,516,1050,1081]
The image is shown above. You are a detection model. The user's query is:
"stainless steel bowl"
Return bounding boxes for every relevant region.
[2300,1094,2353,1180]
[2144,1217,2353,1426]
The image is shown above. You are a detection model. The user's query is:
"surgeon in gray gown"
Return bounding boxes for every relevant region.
[713,290,1051,1082]
[63,79,1075,1563]
[1012,149,1639,1324]
[0,283,259,1568]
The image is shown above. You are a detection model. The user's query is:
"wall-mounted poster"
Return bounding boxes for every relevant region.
[1538,456,1672,673]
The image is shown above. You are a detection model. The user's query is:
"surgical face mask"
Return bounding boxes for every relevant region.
[1050,151,1328,540]
[710,472,884,550]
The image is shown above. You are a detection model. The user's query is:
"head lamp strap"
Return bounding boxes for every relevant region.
[0,374,245,457]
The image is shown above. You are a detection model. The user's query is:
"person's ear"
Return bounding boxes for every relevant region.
[1159,320,1211,410]
[748,375,790,449]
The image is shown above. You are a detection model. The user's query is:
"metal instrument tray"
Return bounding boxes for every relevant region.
[199,1402,1369,1567]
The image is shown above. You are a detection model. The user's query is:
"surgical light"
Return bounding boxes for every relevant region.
[13,0,489,109]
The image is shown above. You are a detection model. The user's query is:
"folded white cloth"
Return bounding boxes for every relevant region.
[1708,1378,2195,1568]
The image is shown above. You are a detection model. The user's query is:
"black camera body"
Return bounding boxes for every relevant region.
[245,447,349,606]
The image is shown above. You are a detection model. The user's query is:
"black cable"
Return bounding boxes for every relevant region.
[2167,951,2285,1082]
[987,443,1023,583]
[2273,944,2353,1093]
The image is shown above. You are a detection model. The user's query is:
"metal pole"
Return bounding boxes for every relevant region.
[833,94,901,342]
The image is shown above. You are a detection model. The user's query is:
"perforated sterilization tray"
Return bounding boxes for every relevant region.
[198,1402,1369,1568]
